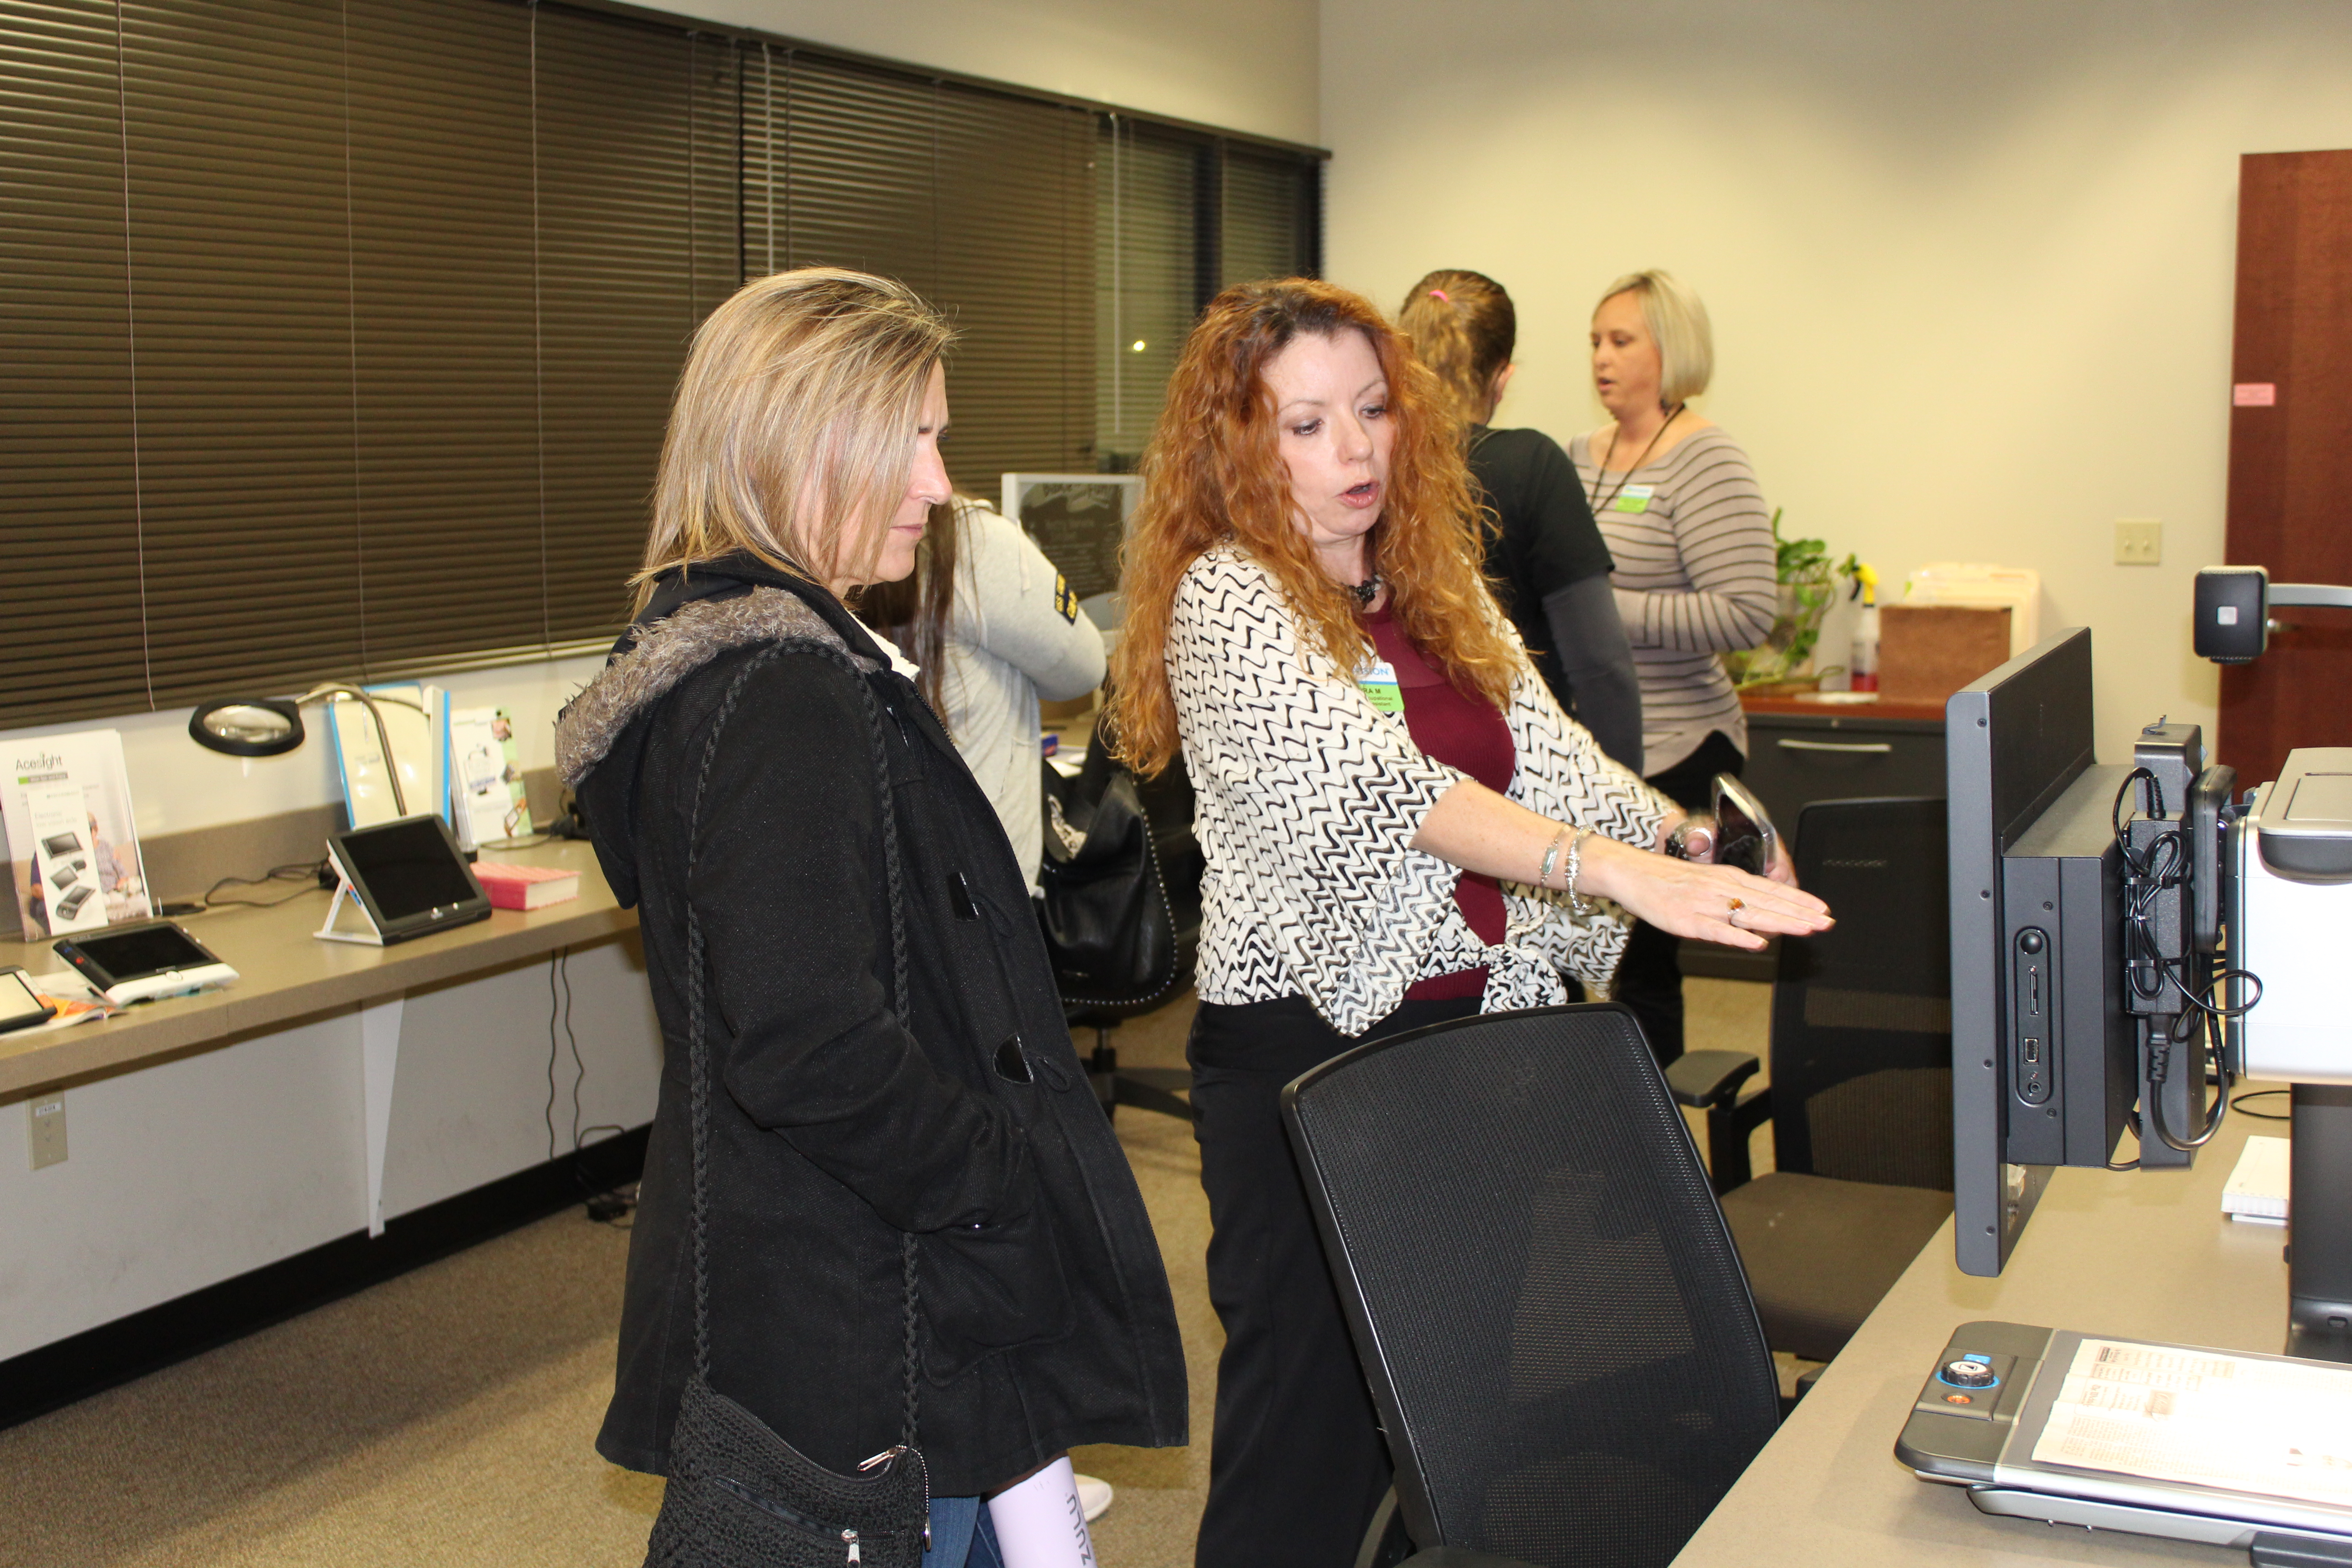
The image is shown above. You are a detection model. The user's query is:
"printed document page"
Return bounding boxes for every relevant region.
[2032,1337,2352,1508]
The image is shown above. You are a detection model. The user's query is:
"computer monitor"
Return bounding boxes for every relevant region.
[1947,629,2142,1276]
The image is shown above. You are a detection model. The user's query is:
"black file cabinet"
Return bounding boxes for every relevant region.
[1679,702,1946,982]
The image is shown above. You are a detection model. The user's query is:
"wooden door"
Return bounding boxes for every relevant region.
[2220,150,2352,787]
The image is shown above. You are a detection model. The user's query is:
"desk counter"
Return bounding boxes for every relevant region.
[0,839,632,1100]
[1676,1102,2290,1565]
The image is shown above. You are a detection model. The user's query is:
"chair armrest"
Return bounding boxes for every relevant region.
[1667,1048,1760,1109]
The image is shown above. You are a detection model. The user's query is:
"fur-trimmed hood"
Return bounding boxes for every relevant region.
[554,557,891,909]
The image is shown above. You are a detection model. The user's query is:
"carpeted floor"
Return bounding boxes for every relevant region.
[0,980,1774,1568]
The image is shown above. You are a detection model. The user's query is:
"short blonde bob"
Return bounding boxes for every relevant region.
[1597,269,1714,407]
[633,268,954,611]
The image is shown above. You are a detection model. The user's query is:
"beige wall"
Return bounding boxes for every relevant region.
[1323,0,2352,766]
[658,0,1322,146]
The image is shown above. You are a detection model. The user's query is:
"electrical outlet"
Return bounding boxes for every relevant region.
[2116,519,2162,565]
[28,1093,65,1169]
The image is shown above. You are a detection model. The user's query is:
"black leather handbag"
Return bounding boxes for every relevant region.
[643,646,931,1568]
[1035,756,1177,1009]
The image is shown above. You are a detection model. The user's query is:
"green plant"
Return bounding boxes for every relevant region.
[1724,510,1858,687]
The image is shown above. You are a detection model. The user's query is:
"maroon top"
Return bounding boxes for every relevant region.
[1364,608,1517,1001]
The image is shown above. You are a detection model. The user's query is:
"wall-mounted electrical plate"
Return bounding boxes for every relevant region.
[28,1093,65,1169]
[2115,519,2162,565]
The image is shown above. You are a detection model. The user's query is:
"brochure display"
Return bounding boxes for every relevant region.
[448,706,533,847]
[1,729,152,937]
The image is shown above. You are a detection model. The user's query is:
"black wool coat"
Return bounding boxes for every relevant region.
[555,557,1187,1495]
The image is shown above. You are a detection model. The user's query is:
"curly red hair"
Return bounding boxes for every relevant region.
[1110,278,1522,778]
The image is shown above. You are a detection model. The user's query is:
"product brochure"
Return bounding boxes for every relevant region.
[1,729,152,937]
[448,706,533,847]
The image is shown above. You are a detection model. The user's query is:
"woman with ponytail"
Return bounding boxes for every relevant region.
[1398,269,1642,772]
[1110,278,1828,1568]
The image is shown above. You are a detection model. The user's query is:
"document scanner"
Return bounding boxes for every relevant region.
[1899,1321,2352,1565]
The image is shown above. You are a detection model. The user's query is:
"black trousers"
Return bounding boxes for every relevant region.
[1187,993,1482,1568]
[1614,729,1746,1068]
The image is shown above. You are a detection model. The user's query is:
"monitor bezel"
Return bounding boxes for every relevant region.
[1949,627,2098,1277]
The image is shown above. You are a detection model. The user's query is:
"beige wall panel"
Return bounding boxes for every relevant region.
[668,0,1321,147]
[1323,0,2352,765]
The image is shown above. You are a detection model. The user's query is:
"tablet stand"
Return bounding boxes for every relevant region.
[314,867,387,946]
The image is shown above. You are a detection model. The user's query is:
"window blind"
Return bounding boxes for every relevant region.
[742,49,1094,495]
[530,9,738,663]
[1221,147,1320,289]
[1095,123,1322,471]
[0,0,733,728]
[0,0,1320,730]
[0,0,148,721]
[1096,122,1206,471]
[117,0,368,708]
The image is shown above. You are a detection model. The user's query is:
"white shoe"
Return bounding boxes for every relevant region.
[1074,1473,1114,1523]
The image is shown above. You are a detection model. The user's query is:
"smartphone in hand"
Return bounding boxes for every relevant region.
[1710,775,1779,877]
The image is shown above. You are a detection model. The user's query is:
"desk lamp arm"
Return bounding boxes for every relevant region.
[296,684,408,818]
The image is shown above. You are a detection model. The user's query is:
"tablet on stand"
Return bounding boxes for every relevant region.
[318,815,492,946]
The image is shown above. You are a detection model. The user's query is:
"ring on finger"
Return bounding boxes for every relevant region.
[1727,897,1745,912]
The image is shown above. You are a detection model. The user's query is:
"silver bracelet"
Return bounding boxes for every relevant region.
[1563,828,1592,915]
[1536,827,1569,890]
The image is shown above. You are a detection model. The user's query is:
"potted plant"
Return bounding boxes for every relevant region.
[1724,510,1858,692]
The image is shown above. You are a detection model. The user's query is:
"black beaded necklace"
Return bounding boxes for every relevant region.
[1348,573,1382,608]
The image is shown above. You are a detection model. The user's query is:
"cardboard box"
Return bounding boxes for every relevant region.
[1880,604,2012,705]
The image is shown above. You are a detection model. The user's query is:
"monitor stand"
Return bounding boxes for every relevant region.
[314,870,387,946]
[2288,1084,2352,1362]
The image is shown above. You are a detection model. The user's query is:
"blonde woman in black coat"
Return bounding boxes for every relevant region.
[556,269,1185,1566]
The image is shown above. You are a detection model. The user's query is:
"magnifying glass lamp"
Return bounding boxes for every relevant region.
[188,684,412,817]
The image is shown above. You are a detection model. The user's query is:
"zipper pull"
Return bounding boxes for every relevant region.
[844,1528,860,1564]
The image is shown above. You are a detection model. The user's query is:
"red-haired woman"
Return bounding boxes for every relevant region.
[1108,279,1828,1567]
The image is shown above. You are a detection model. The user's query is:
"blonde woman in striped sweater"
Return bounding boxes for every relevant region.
[1571,268,1779,1066]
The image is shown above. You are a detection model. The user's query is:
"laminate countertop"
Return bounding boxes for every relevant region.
[0,838,634,1100]
[1674,1098,2293,1566]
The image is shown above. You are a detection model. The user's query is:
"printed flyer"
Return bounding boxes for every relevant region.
[2,730,152,937]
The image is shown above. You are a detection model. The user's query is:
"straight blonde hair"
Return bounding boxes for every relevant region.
[1598,269,1714,407]
[633,268,955,611]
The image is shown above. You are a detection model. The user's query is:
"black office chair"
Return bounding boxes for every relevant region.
[1667,796,1954,1365]
[1284,1004,1782,1568]
[1040,708,1202,1122]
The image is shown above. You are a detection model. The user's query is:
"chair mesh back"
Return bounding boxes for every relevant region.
[1284,1005,1780,1568]
[1770,798,1952,1189]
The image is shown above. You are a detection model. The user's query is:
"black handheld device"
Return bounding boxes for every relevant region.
[1710,774,1779,876]
[54,919,240,1004]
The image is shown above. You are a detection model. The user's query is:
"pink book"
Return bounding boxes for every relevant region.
[472,860,581,911]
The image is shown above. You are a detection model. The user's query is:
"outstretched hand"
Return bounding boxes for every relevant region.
[1580,836,1831,951]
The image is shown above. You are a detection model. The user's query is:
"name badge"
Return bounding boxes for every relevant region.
[1357,659,1403,714]
[1612,484,1655,514]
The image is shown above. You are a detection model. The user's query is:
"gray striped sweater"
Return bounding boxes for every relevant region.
[1570,426,1777,775]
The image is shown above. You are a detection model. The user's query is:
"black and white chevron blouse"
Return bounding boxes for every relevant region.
[1167,546,1673,1035]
